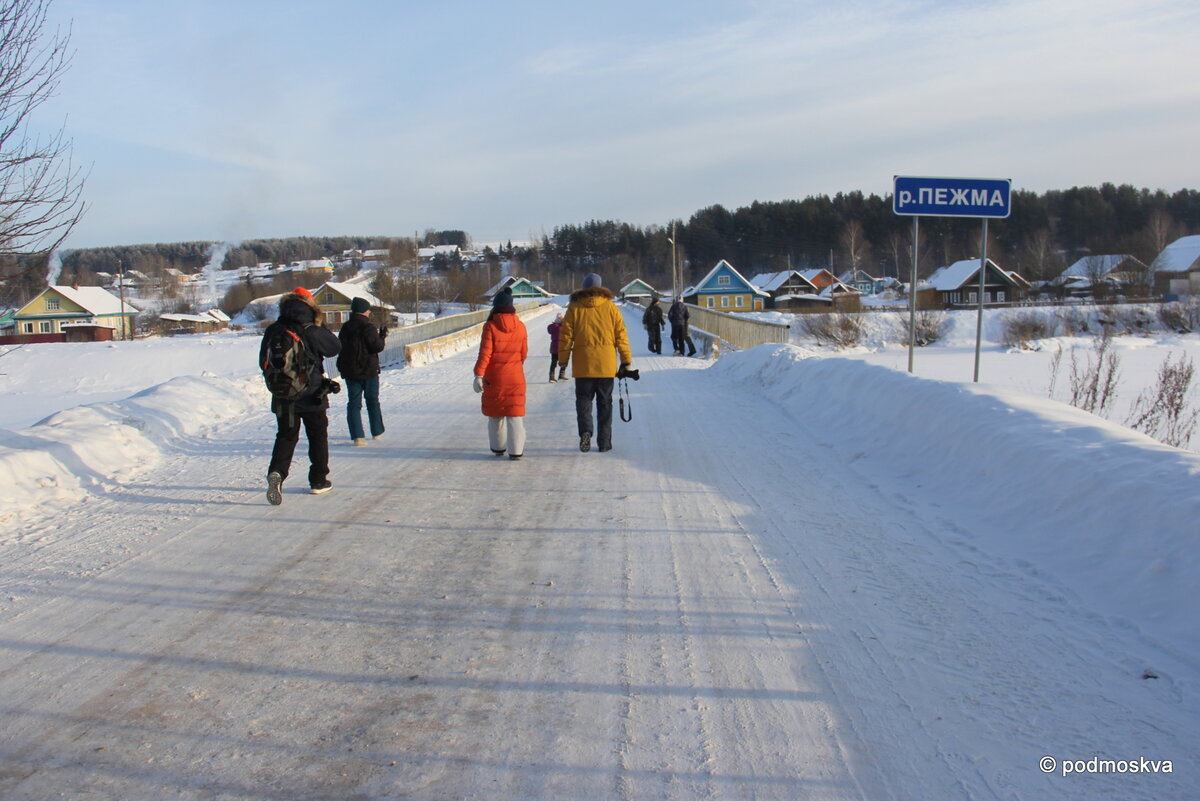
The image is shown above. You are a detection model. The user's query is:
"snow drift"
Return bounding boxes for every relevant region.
[712,344,1200,662]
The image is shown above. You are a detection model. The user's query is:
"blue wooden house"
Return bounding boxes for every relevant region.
[684,260,769,312]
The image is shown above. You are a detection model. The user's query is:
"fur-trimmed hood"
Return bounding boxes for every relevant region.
[568,286,615,306]
[279,291,325,327]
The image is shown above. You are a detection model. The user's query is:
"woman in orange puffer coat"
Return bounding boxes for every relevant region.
[473,287,529,459]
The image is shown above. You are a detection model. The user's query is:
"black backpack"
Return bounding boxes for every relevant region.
[262,325,320,401]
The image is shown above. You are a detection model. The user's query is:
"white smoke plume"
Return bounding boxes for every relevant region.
[46,249,63,287]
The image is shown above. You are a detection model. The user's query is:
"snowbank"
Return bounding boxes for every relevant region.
[0,374,261,525]
[713,345,1200,659]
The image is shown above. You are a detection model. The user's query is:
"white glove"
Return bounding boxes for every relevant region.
[473,375,484,393]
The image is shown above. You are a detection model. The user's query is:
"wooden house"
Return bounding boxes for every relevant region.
[11,286,137,342]
[749,270,818,308]
[684,260,769,312]
[313,282,393,329]
[798,269,840,293]
[485,275,553,302]
[619,278,658,301]
[157,309,231,335]
[1152,235,1200,296]
[925,258,1024,307]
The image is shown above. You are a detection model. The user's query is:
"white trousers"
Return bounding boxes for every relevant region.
[487,416,526,456]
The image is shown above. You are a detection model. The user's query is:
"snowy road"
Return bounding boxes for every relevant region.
[0,307,1194,800]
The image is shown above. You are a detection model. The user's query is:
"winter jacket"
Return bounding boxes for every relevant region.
[558,287,632,378]
[474,308,528,417]
[259,292,341,412]
[642,303,664,331]
[337,312,386,380]
[668,300,690,327]
[547,321,562,355]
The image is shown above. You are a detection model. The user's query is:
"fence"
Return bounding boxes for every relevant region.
[378,301,545,367]
[630,301,789,352]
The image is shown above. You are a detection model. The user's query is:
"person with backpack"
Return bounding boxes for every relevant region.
[337,296,387,446]
[547,312,566,382]
[558,273,633,453]
[668,297,697,356]
[473,287,528,459]
[642,297,665,354]
[259,287,341,504]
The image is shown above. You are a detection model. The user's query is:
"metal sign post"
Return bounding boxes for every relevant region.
[893,176,1011,380]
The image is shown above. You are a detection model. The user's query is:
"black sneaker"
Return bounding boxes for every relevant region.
[579,433,591,452]
[509,453,523,460]
[310,480,333,495]
[266,471,283,506]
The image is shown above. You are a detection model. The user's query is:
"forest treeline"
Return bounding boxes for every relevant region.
[535,184,1200,291]
[4,183,1197,306]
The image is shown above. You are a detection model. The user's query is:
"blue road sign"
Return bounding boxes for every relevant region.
[893,176,1011,218]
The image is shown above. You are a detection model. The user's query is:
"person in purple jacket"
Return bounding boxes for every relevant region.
[547,313,567,382]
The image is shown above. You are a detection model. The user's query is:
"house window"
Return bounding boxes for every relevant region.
[23,322,32,333]
[736,295,745,307]
[706,296,714,308]
[998,291,1006,303]
[968,292,977,304]
[46,297,60,311]
[39,321,53,333]
[720,295,730,308]
[324,293,336,304]
[718,275,731,286]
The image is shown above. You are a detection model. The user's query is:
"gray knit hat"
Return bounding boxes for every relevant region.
[582,273,602,288]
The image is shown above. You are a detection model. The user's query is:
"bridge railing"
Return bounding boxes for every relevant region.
[378,301,546,367]
[627,300,789,353]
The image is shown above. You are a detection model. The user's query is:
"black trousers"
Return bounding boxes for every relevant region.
[269,406,330,487]
[646,326,662,354]
[670,324,696,355]
[574,377,614,449]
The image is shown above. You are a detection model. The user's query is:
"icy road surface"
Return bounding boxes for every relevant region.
[0,307,1194,800]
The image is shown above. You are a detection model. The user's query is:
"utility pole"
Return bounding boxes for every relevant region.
[116,260,129,341]
[413,230,421,322]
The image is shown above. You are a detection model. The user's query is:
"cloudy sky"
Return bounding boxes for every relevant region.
[34,0,1200,249]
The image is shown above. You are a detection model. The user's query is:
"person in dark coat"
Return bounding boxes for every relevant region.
[259,287,341,504]
[546,312,565,382]
[668,297,697,356]
[337,296,387,446]
[642,297,665,354]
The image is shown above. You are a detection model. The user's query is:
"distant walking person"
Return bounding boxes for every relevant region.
[668,297,697,357]
[474,287,529,459]
[547,312,567,382]
[558,273,633,453]
[260,287,341,504]
[642,297,665,354]
[337,296,387,446]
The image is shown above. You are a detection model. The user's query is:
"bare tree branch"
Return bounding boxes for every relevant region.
[0,0,87,256]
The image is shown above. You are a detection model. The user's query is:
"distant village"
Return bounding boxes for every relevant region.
[3,235,1199,345]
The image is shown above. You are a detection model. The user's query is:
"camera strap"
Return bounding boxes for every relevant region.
[618,377,632,422]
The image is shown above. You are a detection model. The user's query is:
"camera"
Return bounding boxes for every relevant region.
[323,378,341,395]
[616,364,639,381]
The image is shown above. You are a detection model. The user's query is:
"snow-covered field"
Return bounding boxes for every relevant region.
[0,303,1196,799]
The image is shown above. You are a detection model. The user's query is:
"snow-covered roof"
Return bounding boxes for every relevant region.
[48,286,137,316]
[1061,254,1133,279]
[798,269,834,282]
[160,309,229,324]
[694,260,770,297]
[1151,235,1200,272]
[749,270,811,292]
[317,282,390,309]
[926,259,1013,291]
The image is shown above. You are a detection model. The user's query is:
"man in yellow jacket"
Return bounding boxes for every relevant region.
[558,273,633,452]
